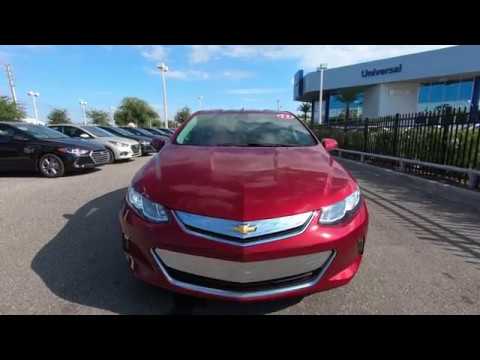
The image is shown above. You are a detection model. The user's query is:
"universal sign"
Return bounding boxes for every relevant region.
[361,64,402,78]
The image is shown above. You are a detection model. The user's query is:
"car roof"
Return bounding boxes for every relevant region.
[0,121,25,126]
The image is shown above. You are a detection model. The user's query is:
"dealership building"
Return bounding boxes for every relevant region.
[293,45,480,123]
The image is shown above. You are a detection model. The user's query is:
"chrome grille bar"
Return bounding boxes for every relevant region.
[173,210,314,247]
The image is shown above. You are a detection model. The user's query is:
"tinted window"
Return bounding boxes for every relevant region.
[418,84,430,103]
[100,127,132,137]
[459,80,473,101]
[0,124,16,138]
[13,124,67,139]
[49,126,64,133]
[176,112,317,147]
[62,126,88,138]
[122,127,152,136]
[430,83,444,103]
[444,81,459,102]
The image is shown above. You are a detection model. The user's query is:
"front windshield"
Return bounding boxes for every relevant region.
[13,124,67,139]
[124,127,152,136]
[102,127,133,137]
[83,126,114,137]
[175,112,317,147]
[143,128,160,135]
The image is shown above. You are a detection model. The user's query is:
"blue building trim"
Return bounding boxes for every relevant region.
[311,100,315,125]
[324,94,330,124]
[471,76,480,118]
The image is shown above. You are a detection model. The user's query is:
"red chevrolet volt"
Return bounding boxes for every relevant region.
[119,110,368,302]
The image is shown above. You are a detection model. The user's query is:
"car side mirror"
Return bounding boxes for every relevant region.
[321,138,338,152]
[151,137,167,151]
[80,133,90,139]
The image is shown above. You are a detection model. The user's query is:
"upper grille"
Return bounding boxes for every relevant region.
[174,210,314,246]
[91,150,110,165]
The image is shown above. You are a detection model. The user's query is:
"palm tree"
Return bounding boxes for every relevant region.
[337,87,362,121]
[297,102,312,125]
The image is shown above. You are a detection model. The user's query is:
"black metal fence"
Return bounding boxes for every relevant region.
[313,108,480,188]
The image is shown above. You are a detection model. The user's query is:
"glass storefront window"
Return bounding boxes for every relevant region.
[418,79,473,111]
[444,81,459,102]
[459,80,473,101]
[419,84,430,103]
[430,83,444,103]
[328,92,364,120]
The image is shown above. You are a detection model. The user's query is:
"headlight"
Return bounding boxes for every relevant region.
[109,141,130,147]
[58,147,90,156]
[127,186,169,223]
[319,188,361,225]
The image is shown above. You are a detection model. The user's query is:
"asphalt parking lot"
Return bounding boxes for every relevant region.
[1,156,479,315]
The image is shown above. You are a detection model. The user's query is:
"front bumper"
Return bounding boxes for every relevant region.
[140,143,156,154]
[63,149,110,170]
[119,201,368,302]
[114,145,140,160]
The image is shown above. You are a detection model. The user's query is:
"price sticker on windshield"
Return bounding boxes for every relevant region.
[276,113,294,120]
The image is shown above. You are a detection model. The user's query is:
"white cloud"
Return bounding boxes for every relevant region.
[138,45,169,62]
[188,45,455,70]
[147,67,253,81]
[147,68,209,80]
[222,70,254,80]
[227,88,288,95]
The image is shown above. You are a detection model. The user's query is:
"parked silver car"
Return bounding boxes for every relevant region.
[49,124,141,162]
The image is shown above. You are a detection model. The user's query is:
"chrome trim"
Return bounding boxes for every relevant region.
[150,249,336,300]
[172,211,315,247]
[155,248,333,283]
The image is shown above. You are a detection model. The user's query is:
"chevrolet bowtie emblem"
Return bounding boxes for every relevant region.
[233,224,257,235]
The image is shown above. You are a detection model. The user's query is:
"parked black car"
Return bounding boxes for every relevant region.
[0,122,110,178]
[97,126,156,155]
[141,127,172,137]
[119,127,170,141]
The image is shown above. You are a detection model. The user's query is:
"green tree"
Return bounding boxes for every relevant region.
[151,118,162,128]
[86,109,111,126]
[47,108,71,124]
[114,97,159,127]
[297,102,312,125]
[0,96,26,121]
[337,87,362,121]
[174,106,191,124]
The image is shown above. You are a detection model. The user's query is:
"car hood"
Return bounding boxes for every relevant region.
[44,137,105,151]
[96,136,139,145]
[132,144,357,221]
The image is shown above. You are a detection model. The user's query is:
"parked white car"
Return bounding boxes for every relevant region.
[49,124,141,162]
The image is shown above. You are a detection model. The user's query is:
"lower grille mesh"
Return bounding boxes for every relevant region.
[91,150,110,164]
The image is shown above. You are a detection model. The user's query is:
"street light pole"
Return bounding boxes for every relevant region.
[317,64,328,124]
[27,91,40,122]
[110,106,116,126]
[198,96,203,110]
[277,99,280,111]
[5,64,18,104]
[79,100,88,125]
[157,63,169,129]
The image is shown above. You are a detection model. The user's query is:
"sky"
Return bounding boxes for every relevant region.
[0,45,453,123]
